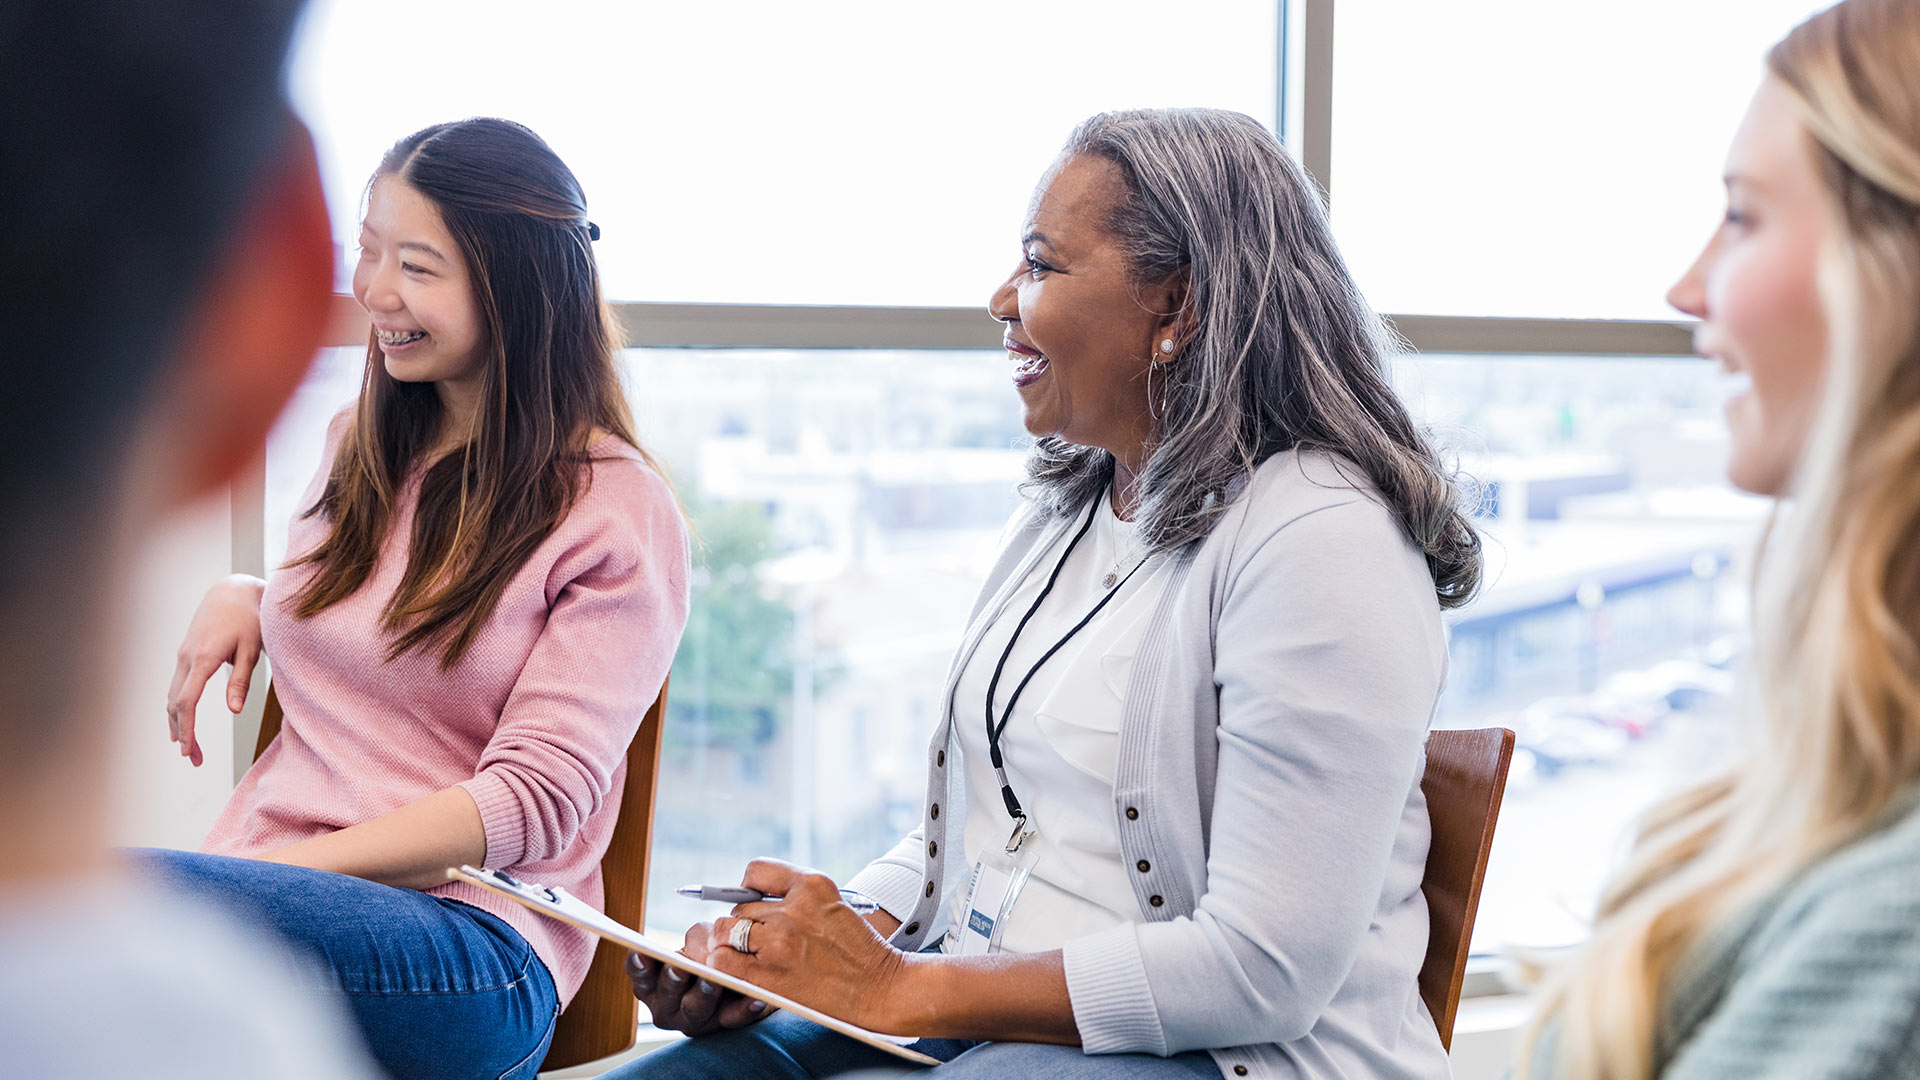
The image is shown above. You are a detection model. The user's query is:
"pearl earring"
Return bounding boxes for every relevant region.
[1159,339,1175,355]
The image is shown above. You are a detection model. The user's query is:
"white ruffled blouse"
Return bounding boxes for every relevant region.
[944,491,1170,954]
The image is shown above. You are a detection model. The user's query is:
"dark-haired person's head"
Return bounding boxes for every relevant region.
[288,118,645,670]
[347,117,625,469]
[0,0,331,872]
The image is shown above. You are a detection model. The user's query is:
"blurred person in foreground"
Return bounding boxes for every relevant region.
[1520,0,1920,1077]
[0,2,379,1076]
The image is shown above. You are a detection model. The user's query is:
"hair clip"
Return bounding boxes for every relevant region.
[586,221,601,242]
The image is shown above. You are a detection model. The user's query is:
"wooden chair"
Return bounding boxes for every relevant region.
[253,679,671,1072]
[1416,726,1515,1051]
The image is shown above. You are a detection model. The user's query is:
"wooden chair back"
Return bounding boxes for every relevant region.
[1417,726,1515,1050]
[253,679,671,1071]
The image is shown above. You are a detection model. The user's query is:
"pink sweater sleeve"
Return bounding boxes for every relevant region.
[456,463,690,868]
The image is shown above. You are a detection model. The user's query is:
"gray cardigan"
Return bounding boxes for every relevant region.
[847,451,1453,1080]
[1530,791,1920,1079]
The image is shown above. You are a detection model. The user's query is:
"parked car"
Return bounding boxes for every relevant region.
[1506,703,1631,777]
[1605,660,1737,712]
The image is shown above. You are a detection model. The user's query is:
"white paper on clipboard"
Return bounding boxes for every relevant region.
[448,865,939,1067]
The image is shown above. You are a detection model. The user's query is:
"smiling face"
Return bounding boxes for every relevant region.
[987,154,1183,470]
[1668,77,1833,497]
[350,175,487,395]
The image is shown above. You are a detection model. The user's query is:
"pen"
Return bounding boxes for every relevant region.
[676,884,881,914]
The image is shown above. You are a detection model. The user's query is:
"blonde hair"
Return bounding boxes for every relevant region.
[1520,2,1920,1077]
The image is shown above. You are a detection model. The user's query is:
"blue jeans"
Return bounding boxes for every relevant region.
[136,849,558,1080]
[606,1010,1224,1079]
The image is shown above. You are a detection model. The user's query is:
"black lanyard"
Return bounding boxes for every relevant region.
[983,491,1149,851]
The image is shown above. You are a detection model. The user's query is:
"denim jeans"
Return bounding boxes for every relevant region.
[605,1010,1225,1079]
[135,849,557,1080]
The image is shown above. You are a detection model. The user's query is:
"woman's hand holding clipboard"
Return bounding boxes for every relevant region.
[448,865,939,1066]
[624,920,772,1038]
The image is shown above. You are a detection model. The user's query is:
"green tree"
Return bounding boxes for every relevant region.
[666,496,793,753]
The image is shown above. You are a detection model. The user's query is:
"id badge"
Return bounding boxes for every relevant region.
[951,834,1038,956]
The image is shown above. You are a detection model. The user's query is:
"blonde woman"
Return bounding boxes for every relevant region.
[1521,1,1920,1077]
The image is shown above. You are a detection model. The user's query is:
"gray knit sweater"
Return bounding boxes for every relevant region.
[847,451,1452,1080]
[1530,792,1920,1079]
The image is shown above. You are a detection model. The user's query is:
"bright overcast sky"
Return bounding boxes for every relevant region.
[290,0,1828,318]
[288,0,1276,308]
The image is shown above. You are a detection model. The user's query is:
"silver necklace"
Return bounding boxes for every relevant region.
[1101,522,1147,589]
[1101,487,1149,588]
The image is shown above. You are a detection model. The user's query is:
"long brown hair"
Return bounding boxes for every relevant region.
[1520,1,1920,1076]
[288,117,658,668]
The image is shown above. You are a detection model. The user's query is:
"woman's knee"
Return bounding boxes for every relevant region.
[131,849,516,991]
[127,846,241,886]
[130,849,386,955]
[132,850,559,1076]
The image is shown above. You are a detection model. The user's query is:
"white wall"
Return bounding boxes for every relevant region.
[105,488,252,851]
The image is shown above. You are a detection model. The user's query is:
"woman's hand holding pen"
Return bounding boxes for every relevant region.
[704,858,915,1035]
[627,859,908,1038]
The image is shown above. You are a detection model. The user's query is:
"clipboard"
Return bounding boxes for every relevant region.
[448,865,940,1066]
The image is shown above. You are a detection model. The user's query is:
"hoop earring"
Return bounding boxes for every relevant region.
[1146,355,1173,424]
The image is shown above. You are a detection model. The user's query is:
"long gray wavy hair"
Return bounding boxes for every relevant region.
[1024,108,1482,609]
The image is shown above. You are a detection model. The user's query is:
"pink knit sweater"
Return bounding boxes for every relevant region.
[203,413,690,1005]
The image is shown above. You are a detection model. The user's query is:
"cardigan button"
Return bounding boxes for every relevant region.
[1125,807,1139,820]
[925,881,936,898]
[937,750,946,767]
[1136,860,1151,873]
[1233,1067,1249,1076]
[930,802,939,820]
[928,841,938,857]
[1149,895,1165,907]
[905,922,920,935]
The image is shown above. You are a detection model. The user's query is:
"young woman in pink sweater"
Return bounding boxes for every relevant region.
[149,118,690,1080]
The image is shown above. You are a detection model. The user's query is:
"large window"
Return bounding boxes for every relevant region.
[262,1,1816,979]
[263,343,1761,950]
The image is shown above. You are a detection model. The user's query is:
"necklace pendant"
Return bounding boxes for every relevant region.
[1102,571,1118,588]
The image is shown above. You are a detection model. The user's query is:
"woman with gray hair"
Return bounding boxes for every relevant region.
[615,107,1479,1080]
